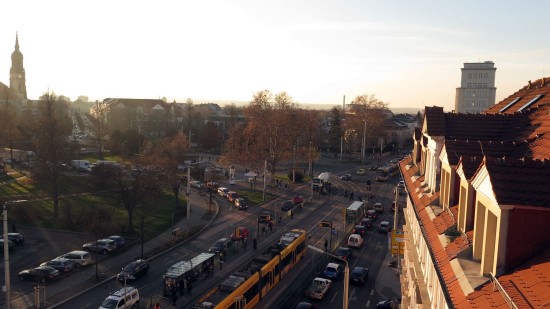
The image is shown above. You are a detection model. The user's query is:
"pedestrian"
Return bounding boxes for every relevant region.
[243,237,248,250]
[268,220,273,232]
[180,279,185,295]
[154,303,161,309]
[11,223,16,233]
[187,280,192,296]
[172,292,177,305]
[344,190,348,198]
[290,210,294,219]
[350,191,354,201]
[324,238,329,252]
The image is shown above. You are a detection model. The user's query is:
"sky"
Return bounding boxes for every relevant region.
[2,1,550,111]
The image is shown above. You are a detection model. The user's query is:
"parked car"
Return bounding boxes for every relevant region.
[234,198,248,210]
[217,187,229,197]
[57,250,93,268]
[361,217,374,229]
[348,234,363,248]
[281,200,295,212]
[82,239,117,255]
[340,174,352,181]
[227,191,239,203]
[18,266,60,283]
[323,262,344,279]
[1,232,24,245]
[40,258,74,273]
[366,209,378,220]
[209,238,233,254]
[356,168,365,175]
[107,235,126,249]
[378,221,392,233]
[398,180,405,188]
[117,259,149,282]
[350,266,369,285]
[335,247,353,261]
[353,225,367,237]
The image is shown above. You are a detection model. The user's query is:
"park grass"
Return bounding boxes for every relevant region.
[4,171,187,241]
[235,188,276,205]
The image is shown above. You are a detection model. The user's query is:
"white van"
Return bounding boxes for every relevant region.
[348,234,364,248]
[99,286,139,309]
[70,160,92,173]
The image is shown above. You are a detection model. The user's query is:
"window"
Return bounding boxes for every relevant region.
[484,73,488,78]
[483,83,487,88]
[467,83,471,88]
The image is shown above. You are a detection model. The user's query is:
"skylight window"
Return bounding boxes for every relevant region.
[517,94,544,112]
[499,97,521,113]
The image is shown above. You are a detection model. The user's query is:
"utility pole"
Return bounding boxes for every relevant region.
[3,200,26,309]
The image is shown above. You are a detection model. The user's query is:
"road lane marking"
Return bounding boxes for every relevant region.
[370,289,374,295]
[366,300,371,307]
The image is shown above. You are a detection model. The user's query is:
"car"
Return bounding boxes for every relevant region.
[374,202,384,213]
[366,209,378,220]
[117,259,149,282]
[323,262,344,279]
[227,191,239,203]
[361,217,374,229]
[281,200,295,212]
[398,180,405,188]
[335,247,353,261]
[217,187,229,197]
[292,195,304,205]
[234,198,248,210]
[369,165,378,171]
[107,235,126,249]
[378,221,392,233]
[99,286,140,309]
[350,266,369,285]
[295,302,316,309]
[366,179,372,186]
[206,181,219,190]
[230,226,250,242]
[82,239,117,255]
[0,239,15,251]
[209,238,233,254]
[348,234,363,248]
[356,168,365,175]
[353,225,367,237]
[305,277,331,300]
[340,174,352,181]
[190,180,203,189]
[376,299,400,309]
[18,266,60,283]
[40,258,74,273]
[1,232,24,245]
[57,250,93,268]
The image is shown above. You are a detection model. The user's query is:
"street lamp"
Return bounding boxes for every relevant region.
[3,200,26,309]
[362,119,367,165]
[308,245,349,309]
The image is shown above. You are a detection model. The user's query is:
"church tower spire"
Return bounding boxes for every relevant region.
[10,32,27,100]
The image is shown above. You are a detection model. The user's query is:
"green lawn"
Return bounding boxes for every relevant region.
[3,169,187,241]
[234,188,276,205]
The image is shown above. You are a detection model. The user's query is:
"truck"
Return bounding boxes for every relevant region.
[305,277,331,300]
[312,172,331,191]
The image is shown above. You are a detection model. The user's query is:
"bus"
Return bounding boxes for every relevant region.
[375,164,399,182]
[346,201,365,223]
[195,229,308,309]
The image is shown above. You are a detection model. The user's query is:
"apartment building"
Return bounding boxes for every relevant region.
[400,78,550,308]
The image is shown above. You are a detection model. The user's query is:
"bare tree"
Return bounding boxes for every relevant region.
[88,100,110,160]
[0,90,20,166]
[153,133,189,208]
[33,91,73,218]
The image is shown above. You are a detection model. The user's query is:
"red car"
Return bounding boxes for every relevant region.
[293,195,304,205]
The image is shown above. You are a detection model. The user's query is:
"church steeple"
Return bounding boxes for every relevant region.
[9,32,27,100]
